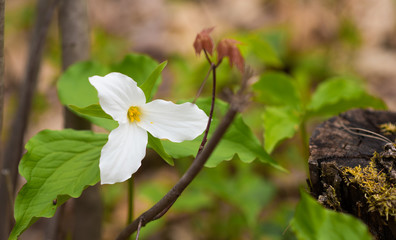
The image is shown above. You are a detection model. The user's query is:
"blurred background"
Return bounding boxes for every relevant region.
[2,0,396,239]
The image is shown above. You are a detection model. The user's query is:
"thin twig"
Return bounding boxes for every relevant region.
[192,66,213,104]
[196,63,216,155]
[193,49,217,104]
[203,49,212,65]
[135,218,143,240]
[195,49,218,154]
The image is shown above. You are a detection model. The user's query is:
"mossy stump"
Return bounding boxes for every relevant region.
[309,109,396,240]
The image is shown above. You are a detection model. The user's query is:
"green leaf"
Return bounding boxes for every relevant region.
[57,60,117,130]
[235,32,283,67]
[57,60,109,107]
[112,53,161,87]
[148,133,173,166]
[208,115,281,169]
[10,130,107,239]
[291,191,372,240]
[307,77,386,117]
[253,72,301,109]
[140,61,167,101]
[68,104,113,120]
[162,98,282,171]
[263,106,302,153]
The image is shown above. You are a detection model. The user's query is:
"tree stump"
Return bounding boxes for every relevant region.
[309,109,396,240]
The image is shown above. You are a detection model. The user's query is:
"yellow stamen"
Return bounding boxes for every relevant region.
[127,106,141,122]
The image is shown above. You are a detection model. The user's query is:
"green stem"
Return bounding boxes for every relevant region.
[127,177,134,239]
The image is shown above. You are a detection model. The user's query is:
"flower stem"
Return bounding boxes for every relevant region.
[127,177,134,239]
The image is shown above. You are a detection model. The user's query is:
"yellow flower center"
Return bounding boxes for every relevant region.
[127,106,141,122]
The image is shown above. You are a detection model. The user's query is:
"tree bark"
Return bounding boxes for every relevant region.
[0,0,5,154]
[309,108,396,240]
[57,1,102,239]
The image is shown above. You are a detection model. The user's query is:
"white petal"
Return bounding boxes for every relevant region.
[138,100,208,143]
[99,123,148,184]
[89,72,146,123]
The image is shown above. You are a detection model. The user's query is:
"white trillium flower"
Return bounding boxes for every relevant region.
[89,72,209,184]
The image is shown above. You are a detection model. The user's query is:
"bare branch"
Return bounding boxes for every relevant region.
[0,0,60,238]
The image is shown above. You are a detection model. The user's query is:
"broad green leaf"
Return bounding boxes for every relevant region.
[57,60,116,130]
[291,191,372,240]
[148,133,173,166]
[68,104,113,120]
[10,130,107,239]
[57,60,109,107]
[307,77,386,117]
[140,61,167,101]
[263,106,302,153]
[253,72,301,109]
[162,98,282,170]
[208,115,280,169]
[111,54,162,98]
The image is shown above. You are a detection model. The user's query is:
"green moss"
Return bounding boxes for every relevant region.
[318,183,341,211]
[379,123,396,135]
[342,155,396,221]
